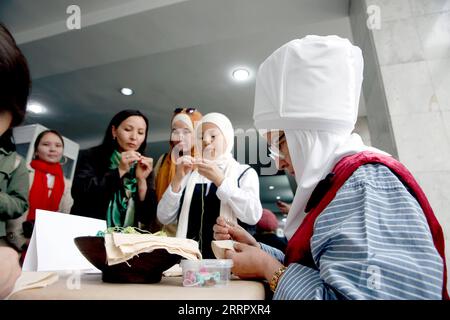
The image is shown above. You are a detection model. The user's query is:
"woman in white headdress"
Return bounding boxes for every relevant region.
[157,112,262,258]
[213,36,447,300]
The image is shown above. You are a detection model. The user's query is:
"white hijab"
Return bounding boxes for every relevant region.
[176,112,241,238]
[253,35,388,240]
[172,113,194,131]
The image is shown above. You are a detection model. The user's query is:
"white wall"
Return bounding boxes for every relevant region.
[350,0,450,291]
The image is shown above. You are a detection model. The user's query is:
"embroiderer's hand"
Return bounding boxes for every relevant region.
[225,242,283,281]
[195,158,225,187]
[119,151,141,177]
[213,216,259,247]
[135,156,153,181]
[171,156,195,193]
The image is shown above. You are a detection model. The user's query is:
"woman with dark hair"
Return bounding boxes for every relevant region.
[70,110,159,232]
[0,24,30,128]
[0,22,30,245]
[27,130,73,219]
[0,23,30,298]
[26,130,72,229]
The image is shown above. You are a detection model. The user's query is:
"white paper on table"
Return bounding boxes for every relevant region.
[5,271,59,300]
[22,210,106,272]
[23,223,38,271]
[163,264,182,277]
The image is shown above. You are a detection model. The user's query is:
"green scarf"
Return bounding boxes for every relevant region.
[106,150,137,228]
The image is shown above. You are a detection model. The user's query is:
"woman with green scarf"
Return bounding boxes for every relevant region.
[71,110,160,232]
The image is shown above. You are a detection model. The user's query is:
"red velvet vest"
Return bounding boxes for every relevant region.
[284,151,449,300]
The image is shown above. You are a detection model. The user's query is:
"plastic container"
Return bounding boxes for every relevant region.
[180,259,233,287]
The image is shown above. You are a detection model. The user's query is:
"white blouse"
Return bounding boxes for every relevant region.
[46,173,55,197]
[157,164,262,226]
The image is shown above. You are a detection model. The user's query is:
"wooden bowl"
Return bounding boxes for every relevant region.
[74,236,181,283]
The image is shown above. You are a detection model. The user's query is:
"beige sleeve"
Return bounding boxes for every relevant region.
[58,179,74,214]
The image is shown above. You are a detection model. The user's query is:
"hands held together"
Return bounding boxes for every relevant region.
[170,156,286,285]
[213,217,284,282]
[118,151,153,181]
[171,156,224,192]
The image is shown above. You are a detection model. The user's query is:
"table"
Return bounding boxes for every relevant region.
[9,273,266,300]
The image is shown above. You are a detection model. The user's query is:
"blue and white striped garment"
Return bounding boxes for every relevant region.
[262,164,444,300]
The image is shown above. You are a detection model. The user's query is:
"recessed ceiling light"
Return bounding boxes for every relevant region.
[27,102,46,114]
[232,68,250,81]
[282,218,286,222]
[269,186,275,190]
[276,196,281,200]
[121,88,134,96]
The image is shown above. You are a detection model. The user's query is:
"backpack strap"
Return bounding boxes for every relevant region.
[237,165,252,188]
[236,165,257,235]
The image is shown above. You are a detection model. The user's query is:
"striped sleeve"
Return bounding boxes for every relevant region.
[260,242,285,263]
[273,164,444,300]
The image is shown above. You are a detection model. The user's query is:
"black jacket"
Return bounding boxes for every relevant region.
[70,146,160,232]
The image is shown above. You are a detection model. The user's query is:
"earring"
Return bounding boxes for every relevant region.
[60,156,68,165]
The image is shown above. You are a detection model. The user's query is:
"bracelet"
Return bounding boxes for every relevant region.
[269,265,287,292]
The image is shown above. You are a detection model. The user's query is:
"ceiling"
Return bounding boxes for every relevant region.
[1,0,358,215]
[1,0,356,148]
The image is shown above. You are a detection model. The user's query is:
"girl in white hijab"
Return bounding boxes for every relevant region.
[213,36,446,300]
[157,112,262,258]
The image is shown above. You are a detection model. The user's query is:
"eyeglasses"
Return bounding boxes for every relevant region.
[171,128,192,138]
[268,133,287,160]
[268,146,286,160]
[174,107,196,114]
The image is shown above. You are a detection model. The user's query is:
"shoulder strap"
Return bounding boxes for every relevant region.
[237,165,251,188]
[236,165,256,235]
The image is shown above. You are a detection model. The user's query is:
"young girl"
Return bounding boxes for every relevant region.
[157,112,262,258]
[19,130,73,240]
[12,130,73,255]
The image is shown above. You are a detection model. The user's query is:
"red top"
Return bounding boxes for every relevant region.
[284,151,448,300]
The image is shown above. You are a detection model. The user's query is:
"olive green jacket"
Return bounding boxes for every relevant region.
[0,147,29,237]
